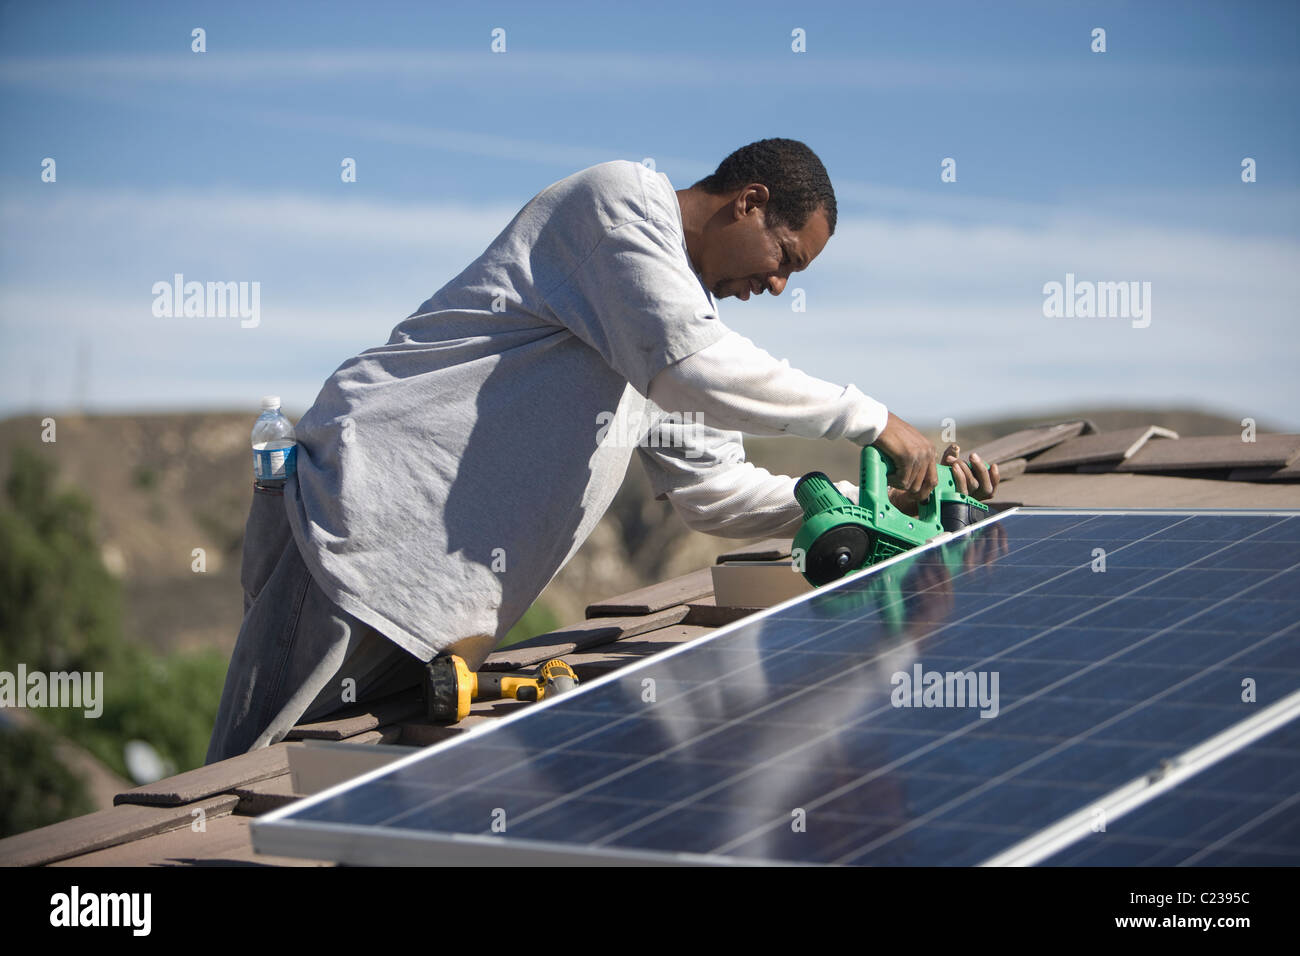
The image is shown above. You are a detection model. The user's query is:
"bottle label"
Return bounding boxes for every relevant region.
[253,444,297,480]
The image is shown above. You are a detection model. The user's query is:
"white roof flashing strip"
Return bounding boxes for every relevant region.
[979,688,1300,868]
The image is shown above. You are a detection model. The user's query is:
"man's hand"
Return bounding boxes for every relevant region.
[941,443,1000,501]
[887,486,921,516]
[872,412,938,503]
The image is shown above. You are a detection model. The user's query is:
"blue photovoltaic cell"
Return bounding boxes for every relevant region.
[264,511,1300,865]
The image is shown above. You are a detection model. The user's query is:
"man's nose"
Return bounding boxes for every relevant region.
[766,275,787,296]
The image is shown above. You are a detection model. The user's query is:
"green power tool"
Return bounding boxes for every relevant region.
[792,446,991,587]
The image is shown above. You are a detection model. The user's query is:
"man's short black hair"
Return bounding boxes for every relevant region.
[692,138,837,236]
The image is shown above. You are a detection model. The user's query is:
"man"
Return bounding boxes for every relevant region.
[206,138,998,763]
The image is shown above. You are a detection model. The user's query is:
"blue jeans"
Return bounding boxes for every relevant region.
[204,483,427,763]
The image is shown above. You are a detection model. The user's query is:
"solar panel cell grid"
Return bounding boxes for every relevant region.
[1042,721,1300,866]
[257,511,1300,866]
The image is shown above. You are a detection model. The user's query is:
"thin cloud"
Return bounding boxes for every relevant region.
[2,185,1295,426]
[2,50,1292,96]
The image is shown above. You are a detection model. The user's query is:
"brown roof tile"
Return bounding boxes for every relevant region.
[715,538,793,562]
[969,420,1096,464]
[559,624,716,679]
[480,604,692,670]
[114,742,291,808]
[1115,433,1300,472]
[1026,426,1178,470]
[584,567,713,617]
[285,693,419,741]
[994,457,1027,479]
[230,773,301,816]
[46,807,326,867]
[685,596,765,626]
[1228,461,1300,482]
[990,471,1300,508]
[0,794,240,866]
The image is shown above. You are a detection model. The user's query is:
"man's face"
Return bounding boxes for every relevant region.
[697,186,831,301]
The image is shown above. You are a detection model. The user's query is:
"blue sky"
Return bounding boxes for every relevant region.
[1,0,1297,429]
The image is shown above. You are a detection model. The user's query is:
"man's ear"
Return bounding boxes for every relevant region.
[734,183,770,219]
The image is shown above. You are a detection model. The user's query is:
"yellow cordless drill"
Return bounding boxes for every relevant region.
[424,655,579,724]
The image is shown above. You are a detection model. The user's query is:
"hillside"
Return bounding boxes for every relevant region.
[0,404,1263,654]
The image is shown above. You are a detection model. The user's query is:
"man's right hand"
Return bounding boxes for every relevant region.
[871,411,938,502]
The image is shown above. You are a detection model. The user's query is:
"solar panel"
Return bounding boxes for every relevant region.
[252,509,1300,866]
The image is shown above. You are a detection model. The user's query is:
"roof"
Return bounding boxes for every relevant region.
[968,419,1300,508]
[2,420,1297,867]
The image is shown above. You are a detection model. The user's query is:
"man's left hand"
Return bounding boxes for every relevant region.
[941,444,999,500]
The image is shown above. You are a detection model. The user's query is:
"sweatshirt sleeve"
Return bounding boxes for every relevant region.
[647,329,889,446]
[636,401,860,538]
[654,461,860,538]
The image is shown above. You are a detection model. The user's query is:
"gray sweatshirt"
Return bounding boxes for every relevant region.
[285,160,887,662]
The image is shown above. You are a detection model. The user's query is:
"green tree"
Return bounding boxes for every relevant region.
[0,721,94,837]
[0,445,125,674]
[0,445,225,822]
[501,600,560,647]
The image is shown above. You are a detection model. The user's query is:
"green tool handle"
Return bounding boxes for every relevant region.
[860,446,944,525]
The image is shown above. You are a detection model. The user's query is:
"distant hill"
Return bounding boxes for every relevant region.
[0,404,1266,654]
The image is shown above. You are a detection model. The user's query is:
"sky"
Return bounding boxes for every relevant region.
[1,0,1297,430]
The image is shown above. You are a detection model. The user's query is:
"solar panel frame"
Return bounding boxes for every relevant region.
[251,508,1300,866]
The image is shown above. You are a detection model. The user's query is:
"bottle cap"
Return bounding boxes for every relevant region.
[261,395,281,410]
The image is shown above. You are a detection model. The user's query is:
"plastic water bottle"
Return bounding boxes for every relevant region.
[251,395,297,491]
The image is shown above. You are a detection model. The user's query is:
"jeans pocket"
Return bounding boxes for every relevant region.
[240,484,294,607]
[253,552,316,731]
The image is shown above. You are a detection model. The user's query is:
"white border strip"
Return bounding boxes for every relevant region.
[992,508,1300,515]
[253,819,786,867]
[980,688,1300,867]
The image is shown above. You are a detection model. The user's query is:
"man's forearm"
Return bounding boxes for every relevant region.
[648,330,888,445]
[664,463,860,538]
